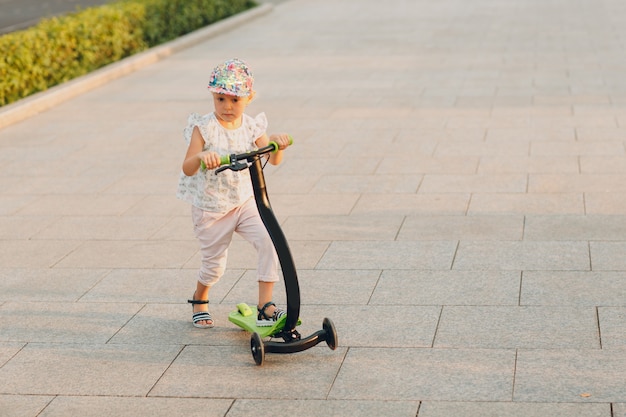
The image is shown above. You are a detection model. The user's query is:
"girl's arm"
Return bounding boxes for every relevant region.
[182,126,221,175]
[255,132,291,166]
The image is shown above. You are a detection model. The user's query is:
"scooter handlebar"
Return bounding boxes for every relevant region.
[201,136,293,170]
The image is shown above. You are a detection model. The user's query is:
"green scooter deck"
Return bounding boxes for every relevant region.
[228,303,300,338]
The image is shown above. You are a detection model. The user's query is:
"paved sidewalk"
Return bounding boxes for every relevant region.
[2,0,626,415]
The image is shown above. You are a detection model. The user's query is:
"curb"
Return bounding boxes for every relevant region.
[0,3,273,130]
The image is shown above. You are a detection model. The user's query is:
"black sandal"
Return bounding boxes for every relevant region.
[188,294,214,328]
[256,301,286,327]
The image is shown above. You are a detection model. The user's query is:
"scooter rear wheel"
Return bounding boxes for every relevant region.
[323,317,338,350]
[251,332,265,366]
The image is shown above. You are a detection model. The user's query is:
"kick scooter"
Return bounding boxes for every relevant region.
[205,139,338,365]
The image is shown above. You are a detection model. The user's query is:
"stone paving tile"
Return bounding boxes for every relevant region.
[477,155,579,174]
[2,173,121,195]
[102,173,180,195]
[149,345,344,399]
[32,215,173,240]
[54,240,199,269]
[0,268,108,302]
[0,395,53,417]
[453,241,590,271]
[302,305,440,348]
[403,128,487,142]
[418,401,610,417]
[576,127,626,141]
[80,268,243,304]
[108,303,247,346]
[590,242,626,270]
[122,195,190,216]
[397,214,524,241]
[420,174,528,194]
[329,348,515,401]
[0,215,57,239]
[487,127,576,142]
[351,193,470,216]
[514,349,626,402]
[581,156,626,174]
[337,139,438,160]
[227,399,419,417]
[269,269,380,306]
[377,155,479,175]
[524,215,626,241]
[614,403,626,417]
[521,271,626,306]
[276,157,381,176]
[435,306,600,349]
[259,174,320,195]
[0,195,37,215]
[370,270,521,306]
[282,214,403,241]
[532,140,625,157]
[150,216,196,240]
[0,240,82,268]
[0,342,25,367]
[185,239,329,270]
[317,241,457,270]
[529,174,626,193]
[269,193,359,216]
[468,193,584,215]
[0,301,143,343]
[435,139,530,157]
[597,308,626,349]
[312,174,422,194]
[0,343,183,396]
[38,397,234,417]
[310,126,395,144]
[14,194,146,216]
[219,268,379,309]
[585,192,626,214]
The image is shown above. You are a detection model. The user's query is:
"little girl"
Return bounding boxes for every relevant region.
[177,58,291,329]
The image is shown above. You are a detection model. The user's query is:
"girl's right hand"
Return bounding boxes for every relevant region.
[198,151,222,170]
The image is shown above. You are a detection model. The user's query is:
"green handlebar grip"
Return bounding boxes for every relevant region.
[200,154,231,171]
[269,136,294,153]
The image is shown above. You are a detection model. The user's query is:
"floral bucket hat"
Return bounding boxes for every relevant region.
[207,58,254,97]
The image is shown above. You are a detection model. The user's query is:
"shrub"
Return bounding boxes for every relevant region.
[0,0,255,106]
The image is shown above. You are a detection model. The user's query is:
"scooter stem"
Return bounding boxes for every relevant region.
[247,155,301,334]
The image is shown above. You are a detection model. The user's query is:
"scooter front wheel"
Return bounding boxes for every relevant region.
[323,317,338,350]
[251,332,265,366]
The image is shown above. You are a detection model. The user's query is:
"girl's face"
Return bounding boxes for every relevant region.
[212,92,252,128]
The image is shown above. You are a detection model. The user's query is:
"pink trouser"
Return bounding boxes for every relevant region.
[192,198,279,287]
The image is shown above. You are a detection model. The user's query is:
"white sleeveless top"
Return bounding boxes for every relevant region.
[176,112,268,213]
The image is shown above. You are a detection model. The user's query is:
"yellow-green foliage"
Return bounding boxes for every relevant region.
[0,0,255,106]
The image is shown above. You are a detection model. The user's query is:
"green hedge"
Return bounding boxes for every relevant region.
[0,0,256,106]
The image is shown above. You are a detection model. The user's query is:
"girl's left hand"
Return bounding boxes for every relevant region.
[270,133,291,150]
